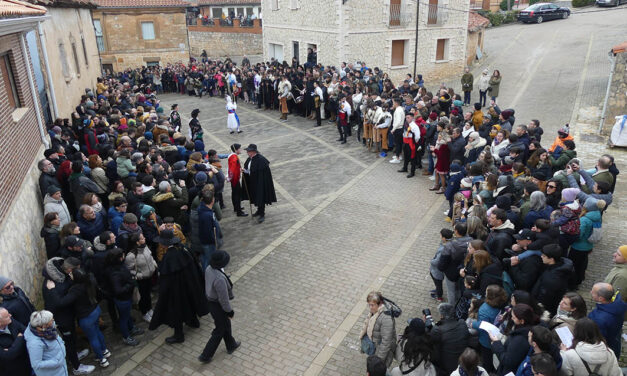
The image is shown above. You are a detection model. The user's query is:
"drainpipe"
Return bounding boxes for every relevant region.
[413,0,420,79]
[20,31,49,149]
[37,21,58,119]
[598,50,617,134]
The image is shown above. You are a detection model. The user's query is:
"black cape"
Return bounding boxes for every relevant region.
[149,245,209,330]
[242,153,277,208]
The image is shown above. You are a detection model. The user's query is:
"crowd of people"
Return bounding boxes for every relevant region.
[0,55,625,376]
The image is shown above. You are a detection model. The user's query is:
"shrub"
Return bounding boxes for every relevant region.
[571,0,590,6]
[529,0,542,4]
[500,0,514,10]
[487,11,505,26]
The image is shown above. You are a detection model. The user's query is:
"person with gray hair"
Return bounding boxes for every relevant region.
[152,178,188,226]
[588,282,627,356]
[429,303,469,376]
[523,191,552,229]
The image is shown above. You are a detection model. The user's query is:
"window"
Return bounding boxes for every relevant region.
[93,19,105,52]
[146,61,159,67]
[269,43,283,62]
[246,7,254,16]
[81,34,89,66]
[389,0,401,26]
[141,22,155,40]
[391,40,406,66]
[0,54,21,108]
[428,0,438,24]
[71,42,80,74]
[436,38,449,61]
[102,63,113,76]
[293,41,299,60]
[236,7,244,16]
[271,0,279,11]
[290,0,299,9]
[58,43,71,79]
[212,8,222,18]
[227,7,235,16]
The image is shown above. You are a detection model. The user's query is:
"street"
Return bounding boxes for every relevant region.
[96,6,627,376]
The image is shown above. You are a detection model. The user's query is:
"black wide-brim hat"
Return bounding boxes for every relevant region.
[245,144,258,152]
[210,250,230,269]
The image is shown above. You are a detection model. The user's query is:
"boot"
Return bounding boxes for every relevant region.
[422,170,431,176]
[429,185,441,191]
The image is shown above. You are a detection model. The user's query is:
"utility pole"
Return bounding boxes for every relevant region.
[413,0,420,79]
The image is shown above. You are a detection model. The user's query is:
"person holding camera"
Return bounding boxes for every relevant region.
[391,318,436,376]
[360,291,397,368]
[429,303,469,376]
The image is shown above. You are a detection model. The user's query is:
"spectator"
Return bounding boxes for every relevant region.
[360,291,397,367]
[68,160,103,211]
[532,244,573,315]
[437,223,472,303]
[43,186,71,227]
[490,303,538,375]
[523,191,552,229]
[76,204,106,244]
[529,353,557,376]
[485,208,515,259]
[0,307,31,376]
[588,282,627,357]
[516,326,562,376]
[429,303,469,376]
[567,197,605,289]
[559,318,621,376]
[366,355,387,376]
[124,233,157,323]
[450,348,486,376]
[548,292,587,340]
[38,158,60,199]
[0,276,35,328]
[429,229,454,302]
[152,180,188,226]
[24,310,78,376]
[604,245,627,304]
[471,284,509,373]
[391,319,436,376]
[108,197,128,236]
[41,212,62,259]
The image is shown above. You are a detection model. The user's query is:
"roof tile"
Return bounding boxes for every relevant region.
[0,0,46,17]
[93,0,188,8]
[468,11,489,32]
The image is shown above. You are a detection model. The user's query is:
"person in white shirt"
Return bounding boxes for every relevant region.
[390,98,406,164]
[375,103,393,157]
[398,112,421,178]
[313,81,323,127]
[338,96,352,144]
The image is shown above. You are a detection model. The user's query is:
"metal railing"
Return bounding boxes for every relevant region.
[389,3,412,26]
[426,4,448,25]
[469,0,483,9]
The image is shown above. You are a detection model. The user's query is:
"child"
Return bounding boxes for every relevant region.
[452,192,468,225]
[456,276,481,320]
[430,228,454,302]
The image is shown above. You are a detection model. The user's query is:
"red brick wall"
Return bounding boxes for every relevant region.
[0,33,44,224]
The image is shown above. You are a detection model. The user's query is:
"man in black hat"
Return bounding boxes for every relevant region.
[149,229,209,344]
[242,144,277,223]
[189,109,201,140]
[169,104,181,133]
[227,143,248,217]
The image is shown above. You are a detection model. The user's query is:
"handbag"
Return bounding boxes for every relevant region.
[360,335,376,355]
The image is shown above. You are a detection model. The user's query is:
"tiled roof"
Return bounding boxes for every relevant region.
[612,41,627,54]
[26,0,96,8]
[468,11,489,32]
[93,0,189,8]
[196,0,259,4]
[0,0,46,16]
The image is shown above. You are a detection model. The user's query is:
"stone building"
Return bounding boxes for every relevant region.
[28,0,102,120]
[0,0,50,303]
[262,0,470,83]
[92,0,190,73]
[466,11,489,66]
[194,0,260,20]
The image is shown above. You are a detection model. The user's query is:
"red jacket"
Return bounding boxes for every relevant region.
[228,153,241,186]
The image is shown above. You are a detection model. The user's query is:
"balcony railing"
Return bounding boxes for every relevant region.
[469,0,483,9]
[389,3,412,26]
[426,4,448,25]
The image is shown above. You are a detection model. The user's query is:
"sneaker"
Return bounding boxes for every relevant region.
[130,326,144,336]
[143,312,152,323]
[77,348,89,361]
[72,364,95,375]
[102,349,111,359]
[123,336,140,346]
[444,217,452,223]
[443,210,450,216]
[429,175,436,181]
[379,152,387,157]
[389,158,401,164]
[97,358,110,368]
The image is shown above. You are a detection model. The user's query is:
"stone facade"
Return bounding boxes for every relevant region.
[92,8,189,72]
[262,0,469,83]
[603,48,627,134]
[38,6,101,119]
[188,29,262,58]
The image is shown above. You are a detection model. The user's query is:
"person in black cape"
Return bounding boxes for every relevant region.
[242,144,277,223]
[148,229,209,344]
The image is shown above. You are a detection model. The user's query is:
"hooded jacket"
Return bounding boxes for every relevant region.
[532,258,574,315]
[571,210,601,251]
[152,187,188,225]
[560,342,621,376]
[588,292,627,357]
[485,220,515,259]
[41,258,74,329]
[0,286,35,327]
[43,194,71,227]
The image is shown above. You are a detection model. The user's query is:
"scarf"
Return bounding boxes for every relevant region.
[92,202,103,213]
[363,304,386,340]
[556,309,573,318]
[30,322,58,341]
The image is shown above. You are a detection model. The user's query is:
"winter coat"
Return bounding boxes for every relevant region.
[478,261,504,294]
[604,264,627,306]
[116,156,135,178]
[125,246,157,280]
[588,293,627,357]
[570,210,601,252]
[430,319,469,375]
[0,287,35,327]
[491,326,531,375]
[108,207,125,236]
[549,149,577,172]
[106,263,135,301]
[24,324,68,376]
[205,266,234,314]
[485,220,515,259]
[532,258,574,315]
[361,305,397,367]
[510,254,543,292]
[90,166,109,193]
[448,136,467,164]
[76,210,107,243]
[491,140,510,162]
[40,226,61,260]
[445,172,465,201]
[39,171,60,199]
[152,188,188,226]
[66,282,98,320]
[560,342,621,376]
[43,194,71,227]
[437,236,473,281]
[41,258,75,330]
[0,319,31,376]
[478,74,490,91]
[461,73,474,92]
[523,206,553,229]
[516,345,562,376]
[489,76,501,97]
[198,204,222,246]
[472,303,502,348]
[68,172,103,210]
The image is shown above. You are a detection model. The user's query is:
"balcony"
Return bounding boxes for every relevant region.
[187,18,262,34]
[389,3,412,27]
[426,4,449,26]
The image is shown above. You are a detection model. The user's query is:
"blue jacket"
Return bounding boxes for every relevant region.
[76,210,107,243]
[108,207,125,236]
[24,325,68,376]
[571,210,601,251]
[197,204,222,246]
[523,206,553,229]
[445,171,464,201]
[588,292,627,356]
[472,303,501,348]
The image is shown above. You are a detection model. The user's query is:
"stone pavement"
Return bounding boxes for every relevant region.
[80,8,627,376]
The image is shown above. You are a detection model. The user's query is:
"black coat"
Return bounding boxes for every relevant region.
[106,263,135,301]
[527,228,559,251]
[437,236,473,282]
[41,258,75,330]
[39,171,59,199]
[492,326,531,376]
[149,245,209,330]
[0,287,35,327]
[67,283,98,320]
[532,258,574,315]
[509,254,543,292]
[243,153,277,208]
[479,261,504,293]
[448,136,467,164]
[430,319,469,376]
[485,226,515,259]
[40,226,61,260]
[0,319,31,376]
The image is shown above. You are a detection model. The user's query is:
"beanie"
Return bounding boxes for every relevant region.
[429,112,438,121]
[561,188,580,202]
[140,204,154,219]
[123,213,138,224]
[144,131,153,140]
[195,171,208,184]
[619,245,627,259]
[0,275,11,289]
[47,185,61,195]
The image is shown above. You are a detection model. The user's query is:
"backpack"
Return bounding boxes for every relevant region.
[382,297,402,318]
[486,271,516,297]
[560,218,580,236]
[587,223,602,244]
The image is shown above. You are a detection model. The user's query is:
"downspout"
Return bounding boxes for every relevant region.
[37,21,58,119]
[598,51,617,134]
[20,31,49,149]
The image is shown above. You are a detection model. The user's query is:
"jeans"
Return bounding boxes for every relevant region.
[428,152,435,174]
[431,272,443,298]
[114,299,134,338]
[444,276,459,304]
[479,90,487,107]
[202,244,217,272]
[464,91,471,105]
[78,305,107,359]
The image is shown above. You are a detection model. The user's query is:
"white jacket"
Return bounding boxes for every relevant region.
[43,194,71,226]
[559,342,621,376]
[392,106,406,131]
[478,74,490,91]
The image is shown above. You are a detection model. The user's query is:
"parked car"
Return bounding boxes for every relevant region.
[518,3,570,23]
[596,0,626,6]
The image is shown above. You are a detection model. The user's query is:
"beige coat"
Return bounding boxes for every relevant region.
[360,304,397,367]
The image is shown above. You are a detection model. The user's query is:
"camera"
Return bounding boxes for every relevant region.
[422,308,434,330]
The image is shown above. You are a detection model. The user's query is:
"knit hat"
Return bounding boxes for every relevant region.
[195,171,208,184]
[561,188,580,202]
[619,245,627,259]
[495,195,511,210]
[558,124,570,136]
[140,204,155,218]
[584,197,605,212]
[144,131,153,140]
[123,213,138,224]
[156,107,164,114]
[461,177,473,188]
[429,112,438,121]
[450,163,462,173]
[0,275,11,289]
[47,185,61,195]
